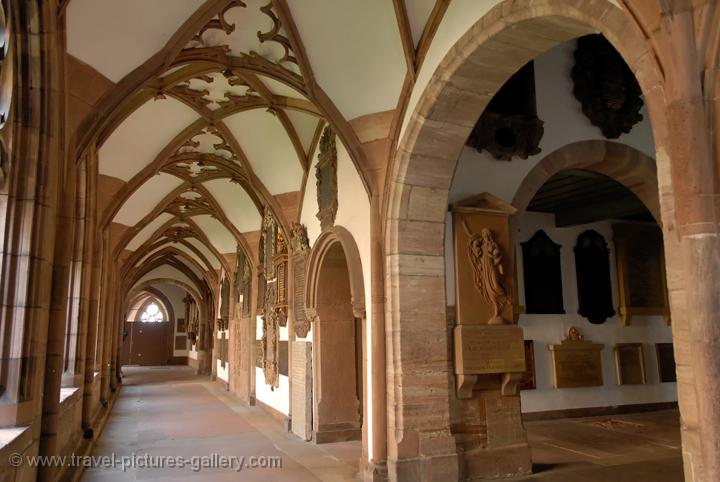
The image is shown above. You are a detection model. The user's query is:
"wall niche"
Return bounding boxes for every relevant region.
[521,230,565,314]
[574,230,615,324]
[466,61,544,161]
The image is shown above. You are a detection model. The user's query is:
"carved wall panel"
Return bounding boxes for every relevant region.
[571,34,644,139]
[521,230,564,314]
[316,126,338,231]
[273,231,288,327]
[574,230,615,324]
[290,223,311,338]
[451,193,518,326]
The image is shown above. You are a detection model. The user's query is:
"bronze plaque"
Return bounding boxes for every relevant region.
[519,340,536,390]
[174,335,187,350]
[279,340,289,376]
[454,324,525,375]
[656,343,676,383]
[549,338,604,388]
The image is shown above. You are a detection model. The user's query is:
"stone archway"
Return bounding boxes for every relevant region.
[512,140,661,222]
[381,1,703,480]
[305,226,366,445]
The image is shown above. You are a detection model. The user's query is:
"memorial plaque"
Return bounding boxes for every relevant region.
[519,340,536,390]
[656,343,677,383]
[614,343,646,385]
[279,340,289,376]
[291,341,312,441]
[454,324,525,375]
[548,327,604,388]
[613,223,670,325]
[175,335,186,350]
[177,317,186,333]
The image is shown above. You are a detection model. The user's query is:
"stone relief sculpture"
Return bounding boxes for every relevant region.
[261,283,279,388]
[464,221,510,324]
[290,222,310,255]
[316,126,338,231]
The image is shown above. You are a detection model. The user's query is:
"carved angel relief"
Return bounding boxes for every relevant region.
[316,126,338,232]
[464,221,510,324]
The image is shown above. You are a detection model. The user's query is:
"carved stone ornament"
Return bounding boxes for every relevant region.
[289,222,310,256]
[295,315,312,339]
[565,326,584,341]
[466,112,544,161]
[316,126,338,232]
[463,221,510,324]
[571,34,644,139]
[261,282,279,388]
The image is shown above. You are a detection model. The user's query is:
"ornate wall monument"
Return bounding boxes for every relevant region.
[548,327,605,388]
[450,193,530,479]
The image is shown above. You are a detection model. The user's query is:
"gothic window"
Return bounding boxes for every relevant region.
[521,230,565,314]
[574,230,615,324]
[140,303,165,323]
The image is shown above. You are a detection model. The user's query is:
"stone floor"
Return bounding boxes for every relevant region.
[509,409,683,481]
[84,366,683,481]
[83,366,360,481]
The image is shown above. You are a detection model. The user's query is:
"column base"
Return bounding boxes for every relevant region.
[388,452,459,482]
[460,443,532,480]
[313,427,361,444]
[362,459,388,482]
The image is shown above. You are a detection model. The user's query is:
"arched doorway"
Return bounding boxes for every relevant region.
[312,241,362,443]
[305,227,367,446]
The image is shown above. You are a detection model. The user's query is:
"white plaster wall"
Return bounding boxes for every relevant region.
[254,316,290,415]
[516,212,676,413]
[445,41,655,304]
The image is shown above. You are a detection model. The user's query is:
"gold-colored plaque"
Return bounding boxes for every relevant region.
[614,343,646,385]
[548,327,604,388]
[454,324,526,375]
[454,324,526,398]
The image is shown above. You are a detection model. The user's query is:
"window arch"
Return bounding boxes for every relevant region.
[140,302,165,323]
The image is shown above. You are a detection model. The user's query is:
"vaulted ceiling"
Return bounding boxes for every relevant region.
[63,0,493,300]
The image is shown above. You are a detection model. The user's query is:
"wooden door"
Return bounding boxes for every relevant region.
[122,322,172,366]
